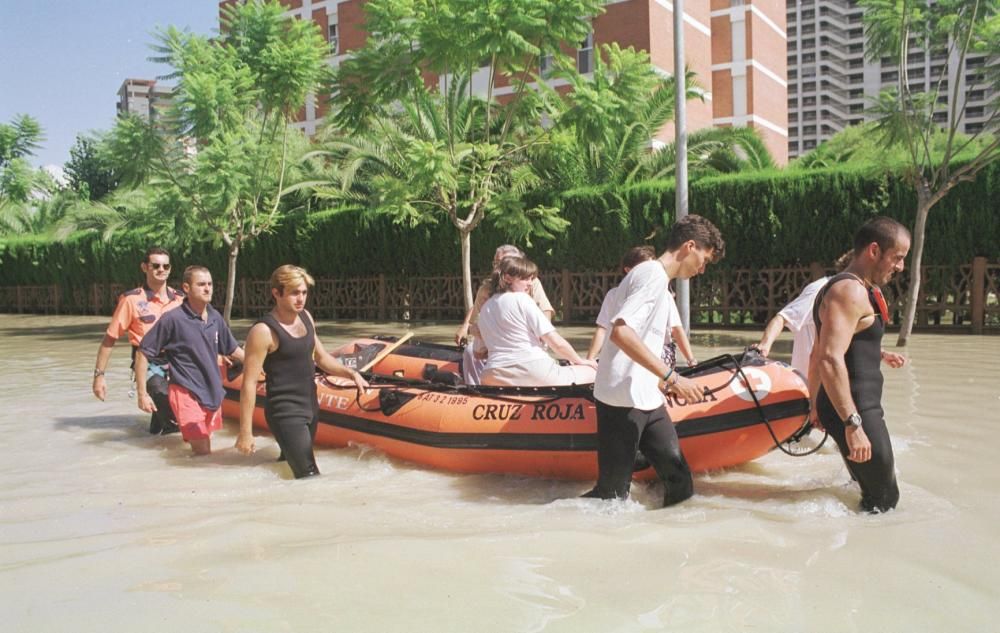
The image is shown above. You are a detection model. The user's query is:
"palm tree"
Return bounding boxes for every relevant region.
[531,44,775,190]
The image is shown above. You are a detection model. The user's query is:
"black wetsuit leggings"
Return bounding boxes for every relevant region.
[585,400,693,506]
[820,406,899,513]
[146,374,177,435]
[267,412,320,479]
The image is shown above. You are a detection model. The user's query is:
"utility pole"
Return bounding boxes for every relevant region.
[674,0,690,332]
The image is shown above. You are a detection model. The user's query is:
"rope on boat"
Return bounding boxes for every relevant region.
[346,348,827,456]
[715,350,828,457]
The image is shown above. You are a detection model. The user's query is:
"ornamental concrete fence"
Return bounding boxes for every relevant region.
[2,258,997,334]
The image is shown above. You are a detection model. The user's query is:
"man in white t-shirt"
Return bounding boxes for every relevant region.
[756,276,829,377]
[583,215,725,507]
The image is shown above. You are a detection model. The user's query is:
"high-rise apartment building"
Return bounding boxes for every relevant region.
[116,79,173,122]
[786,0,995,159]
[219,0,790,163]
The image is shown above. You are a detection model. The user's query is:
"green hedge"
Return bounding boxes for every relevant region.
[2,162,998,288]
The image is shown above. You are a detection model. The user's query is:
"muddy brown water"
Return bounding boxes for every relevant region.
[1,314,997,632]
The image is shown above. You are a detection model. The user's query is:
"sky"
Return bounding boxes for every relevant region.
[0,1,220,169]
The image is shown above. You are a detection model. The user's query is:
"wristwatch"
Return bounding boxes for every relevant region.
[93,368,106,378]
[844,412,863,428]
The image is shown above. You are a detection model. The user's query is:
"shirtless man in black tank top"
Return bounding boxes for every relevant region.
[810,217,911,512]
[236,265,369,478]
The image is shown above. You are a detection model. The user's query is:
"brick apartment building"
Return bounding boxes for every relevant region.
[218,0,790,164]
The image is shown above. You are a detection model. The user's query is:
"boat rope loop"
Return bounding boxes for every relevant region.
[703,350,827,457]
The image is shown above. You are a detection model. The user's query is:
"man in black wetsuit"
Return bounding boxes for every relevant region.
[810,217,911,513]
[235,265,369,478]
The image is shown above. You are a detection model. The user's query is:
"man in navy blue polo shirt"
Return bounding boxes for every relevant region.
[136,265,244,455]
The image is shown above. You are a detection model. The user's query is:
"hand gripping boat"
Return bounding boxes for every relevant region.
[221,336,811,479]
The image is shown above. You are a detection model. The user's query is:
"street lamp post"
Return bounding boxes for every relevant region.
[674,0,690,332]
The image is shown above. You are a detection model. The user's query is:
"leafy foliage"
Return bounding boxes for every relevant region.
[530,44,775,190]
[858,0,1000,343]
[98,0,331,320]
[322,0,603,309]
[64,133,121,200]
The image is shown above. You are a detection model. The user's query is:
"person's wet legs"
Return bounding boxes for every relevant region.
[146,374,178,435]
[582,400,641,500]
[638,406,693,507]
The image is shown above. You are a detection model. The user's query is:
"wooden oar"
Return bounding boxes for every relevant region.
[359,332,415,373]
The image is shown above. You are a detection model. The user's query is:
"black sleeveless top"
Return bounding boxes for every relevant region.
[259,311,319,419]
[813,273,884,413]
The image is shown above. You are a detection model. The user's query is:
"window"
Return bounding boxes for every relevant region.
[328,22,339,54]
[539,53,554,79]
[577,31,594,74]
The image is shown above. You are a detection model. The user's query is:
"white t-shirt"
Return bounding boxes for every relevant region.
[665,292,682,330]
[778,276,829,376]
[595,286,619,330]
[594,260,672,409]
[476,291,556,369]
[470,278,553,336]
[600,285,681,350]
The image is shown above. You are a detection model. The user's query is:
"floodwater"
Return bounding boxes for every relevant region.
[1,314,998,632]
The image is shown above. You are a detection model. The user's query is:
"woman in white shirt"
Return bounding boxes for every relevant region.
[475,257,597,387]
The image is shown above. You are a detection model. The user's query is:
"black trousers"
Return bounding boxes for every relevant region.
[146,374,177,435]
[267,412,320,479]
[818,403,899,513]
[132,347,177,435]
[585,400,693,506]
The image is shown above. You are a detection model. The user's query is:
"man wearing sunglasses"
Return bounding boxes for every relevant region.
[92,247,184,434]
[810,217,911,513]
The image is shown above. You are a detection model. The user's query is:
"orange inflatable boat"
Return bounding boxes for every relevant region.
[221,337,810,479]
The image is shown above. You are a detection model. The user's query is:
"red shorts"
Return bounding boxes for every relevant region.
[168,384,222,441]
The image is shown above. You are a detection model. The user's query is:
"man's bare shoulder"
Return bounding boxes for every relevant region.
[246,321,276,346]
[822,277,868,307]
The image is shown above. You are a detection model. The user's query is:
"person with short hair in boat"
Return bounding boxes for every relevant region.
[235,265,369,478]
[455,244,554,384]
[810,217,910,513]
[474,256,597,387]
[135,266,244,456]
[92,246,184,435]
[583,214,725,507]
[588,246,697,370]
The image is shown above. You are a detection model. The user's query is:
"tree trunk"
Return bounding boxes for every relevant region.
[224,243,240,324]
[460,229,473,312]
[896,189,933,347]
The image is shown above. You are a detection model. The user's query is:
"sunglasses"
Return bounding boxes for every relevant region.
[148,263,171,271]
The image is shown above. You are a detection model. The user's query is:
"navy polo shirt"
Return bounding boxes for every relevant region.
[139,300,239,410]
